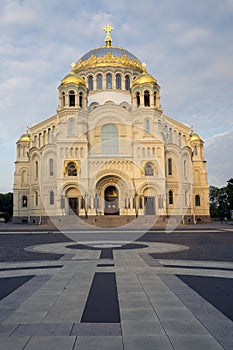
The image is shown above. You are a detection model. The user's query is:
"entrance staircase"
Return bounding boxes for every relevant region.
[50,215,171,229]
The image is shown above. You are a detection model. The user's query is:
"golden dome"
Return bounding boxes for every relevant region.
[19,132,31,142]
[61,73,86,86]
[73,46,144,73]
[190,131,203,142]
[132,72,157,86]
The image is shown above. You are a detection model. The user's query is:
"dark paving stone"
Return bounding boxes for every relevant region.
[81,273,120,323]
[100,249,113,259]
[0,276,34,301]
[163,264,233,271]
[0,275,51,317]
[0,265,62,272]
[177,275,233,322]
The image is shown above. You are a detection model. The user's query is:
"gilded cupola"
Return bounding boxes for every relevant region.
[190,130,203,142]
[60,73,86,87]
[71,25,144,74]
[18,129,31,142]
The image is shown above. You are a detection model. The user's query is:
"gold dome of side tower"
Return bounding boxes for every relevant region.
[132,63,157,86]
[58,70,88,110]
[131,63,161,109]
[190,129,203,142]
[61,72,86,86]
[19,128,31,142]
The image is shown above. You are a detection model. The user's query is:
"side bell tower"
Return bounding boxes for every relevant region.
[190,130,210,222]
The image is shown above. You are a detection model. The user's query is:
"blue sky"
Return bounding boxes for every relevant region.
[0,0,233,192]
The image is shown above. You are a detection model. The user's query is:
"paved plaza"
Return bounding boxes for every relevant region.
[0,223,232,349]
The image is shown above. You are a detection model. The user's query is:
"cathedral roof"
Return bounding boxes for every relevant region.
[73,45,144,72]
[72,24,144,73]
[80,46,139,62]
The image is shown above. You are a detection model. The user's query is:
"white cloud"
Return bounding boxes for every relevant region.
[0,0,40,26]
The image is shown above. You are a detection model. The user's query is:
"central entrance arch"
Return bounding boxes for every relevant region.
[104,185,119,215]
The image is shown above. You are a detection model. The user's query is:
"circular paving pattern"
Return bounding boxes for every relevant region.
[26,241,189,255]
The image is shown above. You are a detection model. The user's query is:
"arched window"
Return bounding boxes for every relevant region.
[144,90,150,107]
[116,74,122,89]
[195,194,201,206]
[67,162,77,176]
[79,92,83,108]
[102,124,118,154]
[154,91,157,107]
[62,92,65,107]
[49,159,54,176]
[50,191,54,205]
[48,128,52,143]
[38,133,41,148]
[35,191,39,206]
[88,75,93,90]
[106,73,112,89]
[194,145,198,155]
[145,119,150,134]
[69,90,75,107]
[125,75,130,90]
[22,196,27,208]
[97,74,102,89]
[169,190,173,204]
[35,161,39,178]
[168,158,172,175]
[136,92,140,107]
[69,118,74,135]
[144,162,154,176]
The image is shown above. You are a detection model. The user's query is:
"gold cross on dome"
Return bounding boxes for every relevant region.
[103,24,114,35]
[103,24,114,47]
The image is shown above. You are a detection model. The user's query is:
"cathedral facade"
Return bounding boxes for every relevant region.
[13,26,210,225]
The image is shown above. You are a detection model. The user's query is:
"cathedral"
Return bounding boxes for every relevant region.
[13,25,210,226]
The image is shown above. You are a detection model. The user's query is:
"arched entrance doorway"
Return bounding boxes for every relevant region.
[104,185,119,215]
[65,187,80,215]
[143,187,156,215]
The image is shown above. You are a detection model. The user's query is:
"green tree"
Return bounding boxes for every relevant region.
[0,192,13,222]
[209,178,233,219]
[226,178,233,211]
[209,185,220,218]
